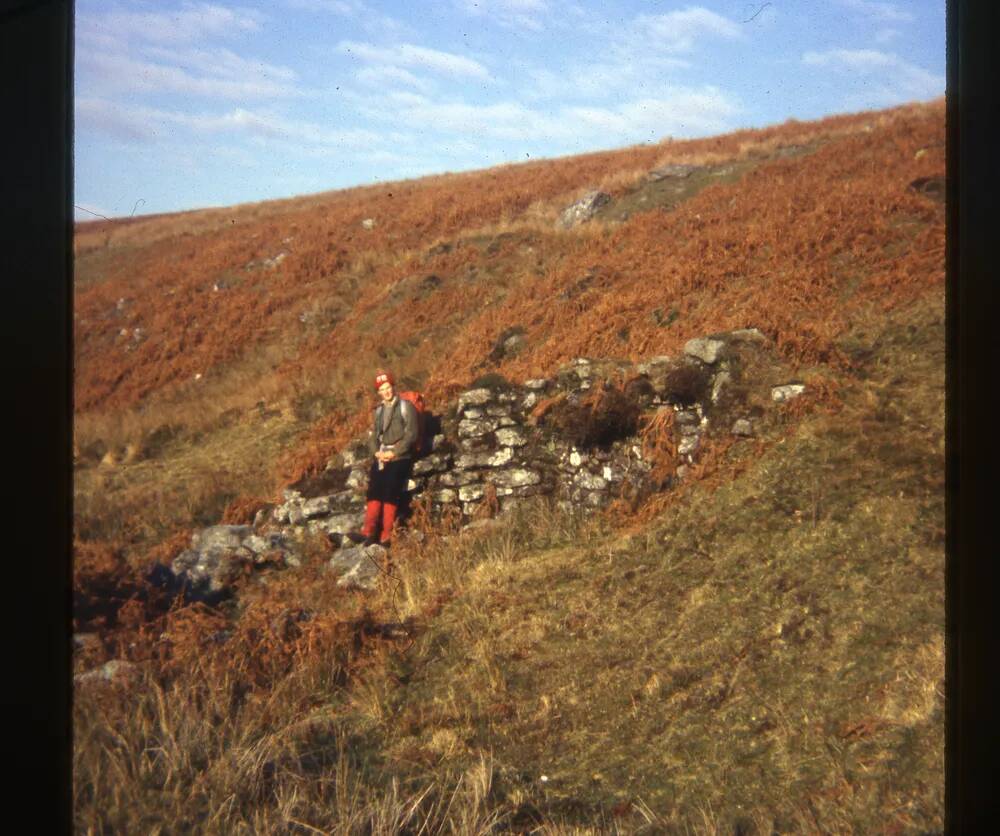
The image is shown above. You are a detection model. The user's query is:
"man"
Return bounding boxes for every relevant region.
[359,370,418,546]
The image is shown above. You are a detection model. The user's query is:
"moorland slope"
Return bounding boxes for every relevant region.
[73,99,945,833]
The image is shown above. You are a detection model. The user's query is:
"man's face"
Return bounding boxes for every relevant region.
[378,381,394,402]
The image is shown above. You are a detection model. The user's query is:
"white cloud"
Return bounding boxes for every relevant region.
[803,48,894,70]
[355,64,434,93]
[76,97,383,149]
[635,6,743,53]
[356,84,740,145]
[560,89,740,140]
[874,28,901,44]
[80,2,263,47]
[454,0,549,31]
[76,97,158,142]
[285,0,364,13]
[142,45,298,83]
[79,51,301,99]
[523,54,690,103]
[338,41,492,81]
[835,0,914,24]
[77,3,302,101]
[381,99,564,141]
[802,49,945,106]
[516,5,737,104]
[283,0,415,36]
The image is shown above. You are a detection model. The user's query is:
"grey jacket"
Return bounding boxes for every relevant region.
[370,397,418,460]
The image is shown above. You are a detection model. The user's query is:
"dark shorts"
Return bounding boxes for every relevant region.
[366,457,413,504]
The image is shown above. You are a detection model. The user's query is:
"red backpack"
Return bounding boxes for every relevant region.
[398,391,428,456]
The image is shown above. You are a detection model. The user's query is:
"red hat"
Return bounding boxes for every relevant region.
[374,371,395,390]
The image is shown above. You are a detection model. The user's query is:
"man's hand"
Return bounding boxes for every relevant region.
[376,449,395,463]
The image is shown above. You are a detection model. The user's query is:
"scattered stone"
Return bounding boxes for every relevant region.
[301,497,331,518]
[458,388,494,410]
[488,447,515,467]
[361,218,376,230]
[490,468,541,488]
[711,370,732,404]
[346,469,367,491]
[192,525,252,552]
[245,252,288,270]
[413,452,449,475]
[732,419,754,437]
[340,445,367,468]
[242,533,287,555]
[311,512,364,539]
[458,417,500,438]
[253,505,273,529]
[439,469,481,487]
[328,544,383,591]
[496,427,527,447]
[459,484,486,503]
[728,327,767,343]
[684,337,727,365]
[558,190,611,229]
[489,326,527,362]
[171,548,241,600]
[574,470,608,491]
[771,384,807,403]
[272,505,290,524]
[455,451,493,469]
[602,464,623,482]
[678,435,701,458]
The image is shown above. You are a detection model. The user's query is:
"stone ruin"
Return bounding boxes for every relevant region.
[162,327,808,599]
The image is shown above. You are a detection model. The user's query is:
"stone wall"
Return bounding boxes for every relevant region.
[166,327,807,597]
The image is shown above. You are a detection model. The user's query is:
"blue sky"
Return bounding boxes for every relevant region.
[74,0,945,220]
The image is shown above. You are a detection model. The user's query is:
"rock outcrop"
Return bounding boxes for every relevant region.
[647,163,701,181]
[163,525,299,603]
[558,190,611,229]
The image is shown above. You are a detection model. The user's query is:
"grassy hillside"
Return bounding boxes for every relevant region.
[73,100,945,832]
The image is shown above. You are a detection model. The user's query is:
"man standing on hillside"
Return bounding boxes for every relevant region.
[357,370,418,546]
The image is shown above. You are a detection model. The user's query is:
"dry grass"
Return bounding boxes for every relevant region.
[75,286,943,830]
[74,100,944,832]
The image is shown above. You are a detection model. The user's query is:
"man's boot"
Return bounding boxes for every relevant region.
[380,502,398,546]
[358,500,382,546]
